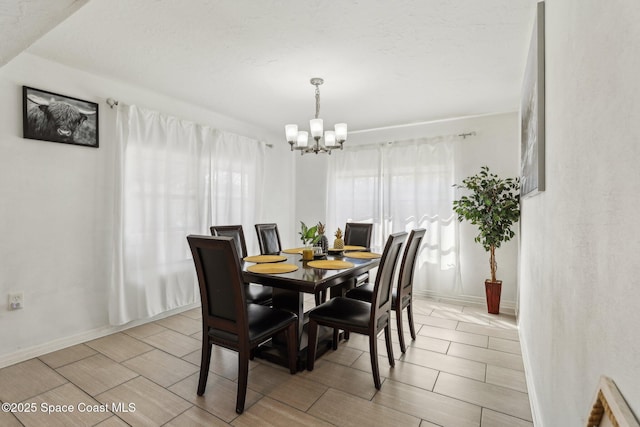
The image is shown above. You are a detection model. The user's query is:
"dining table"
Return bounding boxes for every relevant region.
[241,248,381,370]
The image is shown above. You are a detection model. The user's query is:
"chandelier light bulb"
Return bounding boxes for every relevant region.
[310,118,323,139]
[297,131,309,147]
[324,130,336,147]
[335,123,348,141]
[285,124,298,143]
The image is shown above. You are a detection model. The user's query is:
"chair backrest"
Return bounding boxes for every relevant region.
[345,223,373,249]
[371,232,407,324]
[397,229,426,304]
[210,225,248,259]
[255,223,282,255]
[187,235,248,339]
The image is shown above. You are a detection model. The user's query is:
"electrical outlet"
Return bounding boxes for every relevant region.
[8,293,24,310]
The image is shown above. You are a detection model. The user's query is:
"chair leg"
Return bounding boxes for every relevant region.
[396,305,407,353]
[369,333,381,390]
[307,319,319,371]
[342,279,355,341]
[384,324,395,368]
[407,302,417,340]
[197,339,212,396]
[236,349,250,414]
[286,322,298,374]
[332,328,339,350]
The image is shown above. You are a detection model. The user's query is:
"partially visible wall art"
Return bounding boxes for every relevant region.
[23,86,99,148]
[520,1,545,197]
[587,376,639,427]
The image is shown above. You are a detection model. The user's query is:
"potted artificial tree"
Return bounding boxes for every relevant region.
[453,166,520,314]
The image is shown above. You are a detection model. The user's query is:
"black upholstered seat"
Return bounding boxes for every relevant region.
[307,298,377,330]
[345,227,425,353]
[254,223,283,255]
[208,304,298,344]
[210,225,272,306]
[307,232,407,390]
[187,235,297,414]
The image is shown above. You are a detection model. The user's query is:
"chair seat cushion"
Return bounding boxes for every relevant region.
[346,283,408,308]
[209,304,296,345]
[245,284,272,305]
[344,283,375,302]
[308,297,372,329]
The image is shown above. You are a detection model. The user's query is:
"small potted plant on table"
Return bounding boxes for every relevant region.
[453,166,520,314]
[299,221,321,260]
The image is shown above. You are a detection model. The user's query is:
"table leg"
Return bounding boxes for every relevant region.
[256,287,334,371]
[272,288,305,346]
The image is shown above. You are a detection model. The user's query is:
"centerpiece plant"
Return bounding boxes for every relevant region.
[452,166,520,314]
[299,221,321,247]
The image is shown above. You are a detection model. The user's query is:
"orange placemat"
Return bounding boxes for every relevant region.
[307,260,354,270]
[247,263,298,274]
[344,245,366,251]
[243,255,286,263]
[344,252,382,259]
[282,247,305,254]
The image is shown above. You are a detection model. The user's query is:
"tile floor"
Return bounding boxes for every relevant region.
[0,297,533,426]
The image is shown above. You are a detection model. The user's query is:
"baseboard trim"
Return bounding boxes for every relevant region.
[414,290,516,315]
[0,302,200,369]
[519,326,543,427]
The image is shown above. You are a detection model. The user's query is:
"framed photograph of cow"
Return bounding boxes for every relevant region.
[520,1,545,198]
[23,86,99,148]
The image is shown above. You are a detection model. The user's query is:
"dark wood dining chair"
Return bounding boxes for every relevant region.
[254,223,282,255]
[210,225,273,306]
[346,228,425,353]
[344,222,373,249]
[317,221,375,308]
[345,222,374,288]
[187,235,298,414]
[306,232,407,389]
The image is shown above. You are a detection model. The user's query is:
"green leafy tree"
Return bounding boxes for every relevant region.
[453,166,520,282]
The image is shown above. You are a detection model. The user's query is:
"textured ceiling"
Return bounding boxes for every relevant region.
[0,0,87,66]
[18,0,537,135]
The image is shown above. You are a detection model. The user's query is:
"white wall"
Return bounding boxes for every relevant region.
[519,1,640,425]
[295,112,521,309]
[0,53,294,366]
[294,151,330,243]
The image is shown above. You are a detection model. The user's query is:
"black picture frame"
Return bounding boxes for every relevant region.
[23,86,99,148]
[520,2,545,198]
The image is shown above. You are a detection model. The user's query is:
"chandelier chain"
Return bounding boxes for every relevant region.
[314,85,321,119]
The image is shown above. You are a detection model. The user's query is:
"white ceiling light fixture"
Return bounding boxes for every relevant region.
[285,78,347,155]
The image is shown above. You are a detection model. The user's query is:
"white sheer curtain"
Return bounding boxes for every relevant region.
[110,105,265,325]
[326,144,383,247]
[327,137,461,294]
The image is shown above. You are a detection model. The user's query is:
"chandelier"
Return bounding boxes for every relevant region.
[285,78,347,155]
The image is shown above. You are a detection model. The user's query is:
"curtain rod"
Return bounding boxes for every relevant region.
[338,131,476,151]
[104,98,273,148]
[382,130,476,143]
[349,110,513,134]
